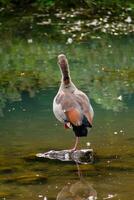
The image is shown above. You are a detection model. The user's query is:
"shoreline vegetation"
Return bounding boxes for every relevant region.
[0,0,133,38]
[0,0,134,12]
[0,0,134,24]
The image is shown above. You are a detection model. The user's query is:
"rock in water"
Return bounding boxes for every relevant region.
[36,149,94,164]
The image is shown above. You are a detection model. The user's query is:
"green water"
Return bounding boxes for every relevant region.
[0,88,133,200]
[0,10,134,200]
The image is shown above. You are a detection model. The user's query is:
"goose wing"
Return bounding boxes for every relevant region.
[53,91,82,125]
[53,89,94,126]
[73,89,94,125]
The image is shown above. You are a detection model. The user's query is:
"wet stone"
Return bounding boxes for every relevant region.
[36,149,94,164]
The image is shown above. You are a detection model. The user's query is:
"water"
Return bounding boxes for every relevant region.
[0,88,133,199]
[0,10,134,200]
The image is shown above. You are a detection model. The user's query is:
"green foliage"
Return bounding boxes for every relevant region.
[0,0,11,6]
[84,0,134,7]
[36,0,55,7]
[0,0,134,11]
[0,0,55,8]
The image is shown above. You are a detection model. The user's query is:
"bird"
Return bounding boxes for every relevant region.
[53,54,94,151]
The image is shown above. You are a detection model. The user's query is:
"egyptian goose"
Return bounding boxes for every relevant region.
[53,54,94,150]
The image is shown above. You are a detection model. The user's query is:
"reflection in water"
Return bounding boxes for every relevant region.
[0,35,134,116]
[57,164,97,200]
[57,180,97,200]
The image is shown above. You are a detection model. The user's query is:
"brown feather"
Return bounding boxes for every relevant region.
[65,108,82,126]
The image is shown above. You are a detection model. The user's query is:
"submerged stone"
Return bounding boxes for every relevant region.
[0,192,13,198]
[3,174,47,185]
[0,167,17,174]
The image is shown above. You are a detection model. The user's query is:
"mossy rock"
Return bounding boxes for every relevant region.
[0,192,13,198]
[3,174,47,185]
[79,164,95,171]
[105,162,134,172]
[0,167,17,174]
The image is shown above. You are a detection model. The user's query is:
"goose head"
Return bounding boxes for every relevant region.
[58,54,70,85]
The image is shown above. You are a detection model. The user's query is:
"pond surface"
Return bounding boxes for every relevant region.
[0,88,134,200]
[0,10,134,200]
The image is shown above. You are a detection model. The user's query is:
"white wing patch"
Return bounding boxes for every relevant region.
[53,96,66,123]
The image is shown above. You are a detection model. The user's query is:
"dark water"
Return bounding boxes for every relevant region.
[0,10,134,200]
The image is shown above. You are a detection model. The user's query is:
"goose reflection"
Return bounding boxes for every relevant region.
[56,164,97,200]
